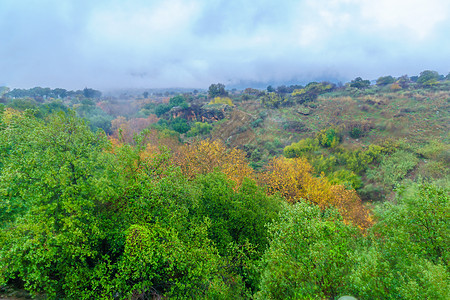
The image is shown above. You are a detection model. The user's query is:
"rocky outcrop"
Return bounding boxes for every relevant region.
[170,104,230,122]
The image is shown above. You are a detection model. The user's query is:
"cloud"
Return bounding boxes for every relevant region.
[360,0,449,40]
[0,0,449,89]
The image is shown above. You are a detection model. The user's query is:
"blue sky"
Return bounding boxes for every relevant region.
[1,0,449,90]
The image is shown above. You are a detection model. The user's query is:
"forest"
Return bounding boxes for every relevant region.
[0,70,449,299]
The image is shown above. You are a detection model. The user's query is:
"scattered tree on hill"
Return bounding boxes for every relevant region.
[417,70,440,86]
[292,82,335,104]
[208,83,228,98]
[350,77,371,89]
[83,87,102,98]
[376,75,395,86]
[397,74,410,88]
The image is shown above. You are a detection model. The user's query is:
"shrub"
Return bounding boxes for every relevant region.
[367,150,418,187]
[209,96,234,106]
[283,138,319,158]
[170,117,190,134]
[186,122,212,137]
[316,127,341,148]
[250,118,263,128]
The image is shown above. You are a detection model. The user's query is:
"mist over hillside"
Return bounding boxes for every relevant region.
[1,0,450,298]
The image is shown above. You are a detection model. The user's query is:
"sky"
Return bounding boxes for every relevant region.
[1,0,449,90]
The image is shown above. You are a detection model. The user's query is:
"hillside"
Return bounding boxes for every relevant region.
[0,73,449,299]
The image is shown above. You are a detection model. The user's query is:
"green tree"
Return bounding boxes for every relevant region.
[257,202,360,299]
[154,103,172,117]
[169,94,188,108]
[397,75,411,88]
[187,121,212,137]
[0,111,250,298]
[208,83,228,98]
[376,75,395,86]
[349,77,371,89]
[0,110,115,298]
[348,183,450,299]
[417,70,440,86]
[82,87,102,98]
[170,117,190,133]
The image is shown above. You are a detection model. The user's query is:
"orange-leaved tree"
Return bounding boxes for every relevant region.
[260,156,372,229]
[174,139,253,188]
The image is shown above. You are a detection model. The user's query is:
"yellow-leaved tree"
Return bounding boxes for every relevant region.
[174,139,253,188]
[260,156,372,229]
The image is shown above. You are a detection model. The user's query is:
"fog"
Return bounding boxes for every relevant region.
[1,0,449,90]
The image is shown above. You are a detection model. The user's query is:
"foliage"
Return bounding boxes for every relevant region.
[168,94,188,108]
[390,82,402,91]
[328,169,362,190]
[1,77,449,298]
[209,96,234,106]
[260,157,372,229]
[174,139,254,188]
[292,82,335,104]
[6,98,38,110]
[193,173,282,256]
[4,87,79,99]
[367,150,418,188]
[376,75,395,86]
[110,114,159,144]
[349,77,371,89]
[187,121,213,137]
[0,110,114,297]
[82,87,102,99]
[283,138,319,158]
[154,103,172,117]
[336,145,386,174]
[250,118,263,128]
[257,202,361,299]
[208,83,228,98]
[154,95,188,117]
[170,117,191,134]
[260,92,287,108]
[348,183,450,299]
[316,127,341,148]
[417,70,440,87]
[74,100,113,133]
[0,110,267,298]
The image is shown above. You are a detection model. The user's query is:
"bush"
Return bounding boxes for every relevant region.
[316,127,341,148]
[187,122,212,137]
[250,118,263,128]
[170,117,190,134]
[209,96,234,106]
[328,169,362,190]
[367,150,418,187]
[155,103,172,117]
[283,138,319,158]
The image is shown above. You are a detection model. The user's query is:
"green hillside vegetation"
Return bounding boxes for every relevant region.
[0,70,449,299]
